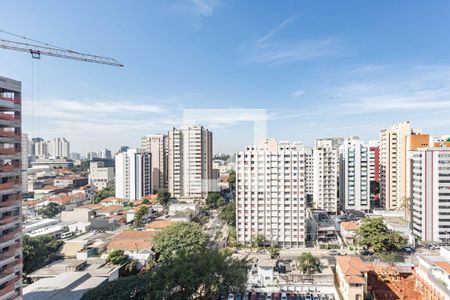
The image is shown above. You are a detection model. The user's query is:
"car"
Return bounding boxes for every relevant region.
[236,295,242,300]
[281,293,288,300]
[273,293,281,300]
[251,291,257,300]
[228,294,235,300]
[266,295,272,300]
[313,294,320,300]
[359,249,371,256]
[328,250,340,256]
[243,294,249,300]
[305,294,312,300]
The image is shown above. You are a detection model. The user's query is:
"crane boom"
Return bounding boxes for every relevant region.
[0,38,123,67]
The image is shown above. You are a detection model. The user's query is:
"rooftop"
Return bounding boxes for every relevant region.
[336,256,369,285]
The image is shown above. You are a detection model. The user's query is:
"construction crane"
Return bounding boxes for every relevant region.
[0,30,123,67]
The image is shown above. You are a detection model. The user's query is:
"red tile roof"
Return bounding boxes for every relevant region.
[336,256,368,285]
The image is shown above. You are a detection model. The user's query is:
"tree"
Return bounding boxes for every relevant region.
[134,206,147,228]
[106,249,130,265]
[228,170,236,191]
[153,222,208,262]
[252,234,266,248]
[297,252,321,276]
[219,202,235,226]
[37,202,61,218]
[22,235,63,275]
[81,250,249,300]
[124,259,140,276]
[70,160,90,174]
[93,187,115,204]
[156,190,171,206]
[268,246,280,259]
[141,198,150,205]
[356,217,406,253]
[206,192,225,209]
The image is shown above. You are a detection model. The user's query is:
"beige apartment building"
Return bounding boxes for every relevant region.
[236,139,307,247]
[167,125,213,201]
[379,122,413,210]
[141,134,168,192]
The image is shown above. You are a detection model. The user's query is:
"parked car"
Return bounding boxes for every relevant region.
[273,293,281,300]
[266,294,272,300]
[250,291,257,300]
[359,249,371,256]
[305,294,312,300]
[328,249,340,256]
[281,293,288,300]
[228,294,235,300]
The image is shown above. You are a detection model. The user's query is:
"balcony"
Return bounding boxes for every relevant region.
[0,96,20,105]
[0,182,18,190]
[0,216,19,226]
[0,265,14,278]
[0,166,19,173]
[0,115,19,124]
[0,149,19,156]
[0,245,19,260]
[0,198,19,208]
[0,229,19,243]
[0,276,19,298]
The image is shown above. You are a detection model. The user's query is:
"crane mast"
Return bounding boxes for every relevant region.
[0,38,123,67]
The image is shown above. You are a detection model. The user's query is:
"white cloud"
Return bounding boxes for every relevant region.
[192,0,220,17]
[291,90,305,97]
[239,16,343,65]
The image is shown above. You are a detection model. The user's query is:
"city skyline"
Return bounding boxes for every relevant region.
[1,1,450,153]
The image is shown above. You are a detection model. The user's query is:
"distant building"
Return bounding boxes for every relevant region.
[98,148,112,159]
[115,149,151,200]
[168,125,213,201]
[379,122,413,210]
[304,147,314,199]
[141,134,168,192]
[89,161,114,190]
[70,152,81,160]
[339,137,370,212]
[313,138,342,213]
[47,137,70,158]
[411,146,450,242]
[236,139,306,247]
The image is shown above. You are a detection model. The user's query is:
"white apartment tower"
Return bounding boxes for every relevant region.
[313,138,342,213]
[141,134,168,192]
[411,147,450,242]
[115,149,152,200]
[47,137,70,158]
[236,139,307,247]
[168,125,213,200]
[379,122,412,210]
[339,137,370,212]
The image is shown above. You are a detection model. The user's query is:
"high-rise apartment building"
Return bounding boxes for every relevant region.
[379,122,413,210]
[236,139,306,247]
[115,149,151,200]
[0,76,23,299]
[47,137,70,158]
[31,137,46,158]
[313,138,342,213]
[98,148,112,159]
[368,140,380,183]
[304,147,314,199]
[411,147,450,242]
[339,137,370,212]
[89,161,114,190]
[21,134,30,194]
[141,134,168,192]
[168,125,213,201]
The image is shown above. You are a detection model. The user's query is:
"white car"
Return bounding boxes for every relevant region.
[281,293,287,300]
[228,294,235,300]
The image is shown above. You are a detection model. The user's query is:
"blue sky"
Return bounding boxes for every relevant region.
[1,1,450,154]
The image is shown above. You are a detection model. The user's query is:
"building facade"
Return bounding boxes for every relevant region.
[168,125,213,201]
[304,147,314,199]
[47,137,70,158]
[141,134,168,192]
[313,138,342,213]
[379,122,412,210]
[411,147,450,242]
[339,137,370,212]
[115,149,151,201]
[0,75,23,299]
[236,139,306,247]
[89,161,114,190]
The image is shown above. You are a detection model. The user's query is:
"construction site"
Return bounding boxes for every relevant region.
[366,263,444,300]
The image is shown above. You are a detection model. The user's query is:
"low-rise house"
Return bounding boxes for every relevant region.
[169,210,193,222]
[340,221,360,246]
[61,207,95,223]
[54,176,89,188]
[96,205,123,217]
[107,231,156,264]
[126,204,153,223]
[90,216,120,232]
[256,258,276,287]
[100,197,126,207]
[145,219,176,231]
[335,256,368,300]
[168,203,200,217]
